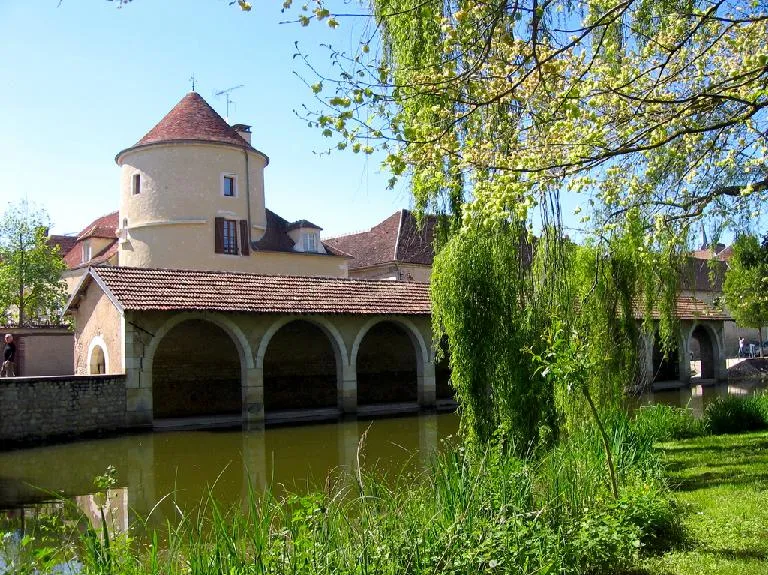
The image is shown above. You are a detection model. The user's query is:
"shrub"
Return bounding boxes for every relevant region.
[705,393,768,434]
[631,404,707,442]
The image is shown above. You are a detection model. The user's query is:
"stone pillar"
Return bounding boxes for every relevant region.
[678,322,692,385]
[123,320,152,427]
[244,366,264,427]
[339,364,357,415]
[418,361,436,408]
[714,323,728,382]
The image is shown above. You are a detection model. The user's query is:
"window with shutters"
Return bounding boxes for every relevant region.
[215,217,250,256]
[222,219,237,254]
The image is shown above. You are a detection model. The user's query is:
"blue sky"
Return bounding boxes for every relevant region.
[0,0,407,237]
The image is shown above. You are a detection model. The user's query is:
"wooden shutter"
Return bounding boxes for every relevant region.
[239,220,250,255]
[214,217,224,253]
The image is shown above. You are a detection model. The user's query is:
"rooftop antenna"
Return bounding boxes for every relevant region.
[214,84,244,121]
[189,73,197,92]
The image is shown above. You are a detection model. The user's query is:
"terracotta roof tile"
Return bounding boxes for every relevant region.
[74,266,431,315]
[47,235,78,256]
[117,93,256,160]
[325,210,437,270]
[77,211,119,241]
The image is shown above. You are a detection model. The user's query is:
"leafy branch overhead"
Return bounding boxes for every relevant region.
[293,0,767,235]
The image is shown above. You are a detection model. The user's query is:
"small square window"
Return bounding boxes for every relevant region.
[132,173,141,195]
[223,175,236,197]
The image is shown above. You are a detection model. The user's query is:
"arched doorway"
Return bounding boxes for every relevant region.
[356,321,418,405]
[262,320,338,411]
[89,346,106,374]
[152,319,241,418]
[690,325,716,380]
[652,334,680,383]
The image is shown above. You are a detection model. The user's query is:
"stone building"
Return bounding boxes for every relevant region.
[65,92,451,427]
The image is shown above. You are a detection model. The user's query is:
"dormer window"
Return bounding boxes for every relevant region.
[132,173,141,195]
[303,232,318,253]
[222,174,237,197]
[82,240,91,263]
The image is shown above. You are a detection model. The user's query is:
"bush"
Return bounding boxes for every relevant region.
[631,404,707,442]
[705,393,768,434]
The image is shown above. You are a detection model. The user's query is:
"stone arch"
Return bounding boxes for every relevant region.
[256,316,348,411]
[144,312,253,419]
[255,316,348,370]
[351,317,429,369]
[687,322,720,380]
[351,318,429,405]
[87,335,108,375]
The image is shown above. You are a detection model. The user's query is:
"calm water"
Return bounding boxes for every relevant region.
[0,413,460,531]
[2,376,767,542]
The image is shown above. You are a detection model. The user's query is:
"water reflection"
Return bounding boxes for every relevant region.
[0,413,459,535]
[637,378,768,417]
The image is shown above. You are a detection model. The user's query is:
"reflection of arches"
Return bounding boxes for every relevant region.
[690,324,717,379]
[151,319,242,418]
[261,320,340,411]
[88,336,108,374]
[353,320,421,405]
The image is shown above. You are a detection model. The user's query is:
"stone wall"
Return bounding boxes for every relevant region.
[0,375,126,446]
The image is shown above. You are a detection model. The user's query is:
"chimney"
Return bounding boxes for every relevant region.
[232,123,251,145]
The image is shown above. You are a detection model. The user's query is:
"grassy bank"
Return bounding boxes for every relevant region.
[641,431,768,575]
[2,417,676,575]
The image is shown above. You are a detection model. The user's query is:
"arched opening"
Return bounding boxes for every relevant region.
[152,319,241,418]
[690,325,716,380]
[357,321,418,405]
[89,346,106,374]
[652,334,680,383]
[263,320,338,411]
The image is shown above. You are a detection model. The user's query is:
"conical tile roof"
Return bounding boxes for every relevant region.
[117,92,260,162]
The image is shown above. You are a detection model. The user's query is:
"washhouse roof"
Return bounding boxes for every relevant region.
[67,266,432,316]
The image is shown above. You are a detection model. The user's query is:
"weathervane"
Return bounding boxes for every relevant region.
[189,73,197,92]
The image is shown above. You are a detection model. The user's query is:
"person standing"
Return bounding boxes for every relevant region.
[1,334,16,377]
[739,337,745,358]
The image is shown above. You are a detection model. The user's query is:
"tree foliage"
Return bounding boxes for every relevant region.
[297,0,766,238]
[0,201,68,327]
[723,233,768,337]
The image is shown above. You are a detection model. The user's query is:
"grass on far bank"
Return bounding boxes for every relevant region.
[641,431,768,575]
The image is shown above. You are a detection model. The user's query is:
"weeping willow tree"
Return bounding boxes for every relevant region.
[287,0,766,450]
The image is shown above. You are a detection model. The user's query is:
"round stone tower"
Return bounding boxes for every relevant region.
[115,92,269,270]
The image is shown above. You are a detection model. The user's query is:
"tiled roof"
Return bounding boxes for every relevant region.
[679,256,727,293]
[71,266,431,315]
[656,296,730,320]
[287,219,322,231]
[47,235,78,256]
[324,209,436,270]
[61,212,119,270]
[253,210,342,256]
[76,211,119,241]
[116,92,258,160]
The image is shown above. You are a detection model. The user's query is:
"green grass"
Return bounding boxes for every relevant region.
[641,431,768,575]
